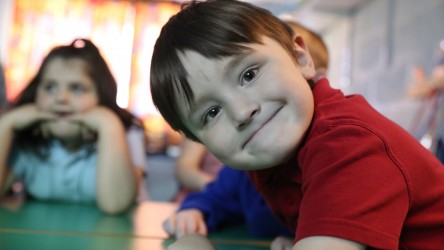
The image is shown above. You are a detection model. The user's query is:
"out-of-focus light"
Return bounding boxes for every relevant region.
[420,134,433,150]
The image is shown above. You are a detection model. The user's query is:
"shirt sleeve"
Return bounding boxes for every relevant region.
[126,126,147,173]
[297,123,410,249]
[179,167,245,232]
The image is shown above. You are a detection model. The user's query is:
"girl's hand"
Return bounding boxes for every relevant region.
[67,106,119,133]
[270,236,293,250]
[163,209,208,239]
[3,104,55,131]
[67,106,123,142]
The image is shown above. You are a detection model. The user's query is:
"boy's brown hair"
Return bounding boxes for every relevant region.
[150,0,298,141]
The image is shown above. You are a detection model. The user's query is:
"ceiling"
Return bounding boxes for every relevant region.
[246,0,372,33]
[171,0,371,33]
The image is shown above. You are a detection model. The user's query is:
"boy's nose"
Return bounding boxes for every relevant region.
[228,97,260,130]
[236,108,259,130]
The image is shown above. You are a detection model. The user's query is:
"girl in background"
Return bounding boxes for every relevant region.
[0,38,146,214]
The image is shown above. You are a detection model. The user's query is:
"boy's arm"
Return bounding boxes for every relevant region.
[163,173,234,238]
[164,167,245,238]
[293,236,365,250]
[179,167,244,230]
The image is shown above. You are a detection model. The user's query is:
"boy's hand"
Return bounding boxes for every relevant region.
[163,209,207,238]
[271,236,293,250]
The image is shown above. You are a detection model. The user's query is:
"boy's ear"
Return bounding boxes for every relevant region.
[292,35,316,80]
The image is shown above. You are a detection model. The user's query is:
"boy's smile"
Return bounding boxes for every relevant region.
[178,36,315,170]
[242,105,283,149]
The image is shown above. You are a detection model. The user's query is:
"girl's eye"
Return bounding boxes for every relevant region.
[42,82,58,94]
[241,68,258,86]
[70,83,88,94]
[203,106,221,125]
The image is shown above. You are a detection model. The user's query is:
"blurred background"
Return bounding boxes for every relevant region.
[1,0,444,199]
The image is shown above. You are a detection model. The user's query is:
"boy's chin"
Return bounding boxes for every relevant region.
[225,151,291,171]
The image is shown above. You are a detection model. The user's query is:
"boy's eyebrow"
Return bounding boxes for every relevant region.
[186,52,252,119]
[186,99,200,119]
[223,51,250,77]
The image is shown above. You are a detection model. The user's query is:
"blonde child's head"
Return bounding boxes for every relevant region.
[285,21,329,71]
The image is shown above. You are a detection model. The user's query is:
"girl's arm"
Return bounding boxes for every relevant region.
[0,105,54,196]
[175,139,215,191]
[71,107,138,214]
[0,115,14,196]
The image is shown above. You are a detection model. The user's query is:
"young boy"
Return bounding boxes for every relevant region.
[151,0,444,249]
[162,20,327,248]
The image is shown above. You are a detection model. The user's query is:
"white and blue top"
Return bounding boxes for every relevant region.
[9,126,147,203]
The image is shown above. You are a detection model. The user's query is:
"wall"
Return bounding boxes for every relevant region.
[324,0,444,130]
[0,0,13,63]
[2,0,444,130]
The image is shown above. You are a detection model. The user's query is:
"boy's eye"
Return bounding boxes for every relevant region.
[202,106,221,125]
[241,68,258,86]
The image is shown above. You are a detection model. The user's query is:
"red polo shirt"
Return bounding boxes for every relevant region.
[248,79,444,249]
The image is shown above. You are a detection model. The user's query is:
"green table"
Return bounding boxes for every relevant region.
[0,199,271,249]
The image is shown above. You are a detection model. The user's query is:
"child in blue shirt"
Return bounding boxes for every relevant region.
[164,166,292,238]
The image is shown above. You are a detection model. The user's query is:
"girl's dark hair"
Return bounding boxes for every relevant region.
[12,38,143,156]
[150,0,297,141]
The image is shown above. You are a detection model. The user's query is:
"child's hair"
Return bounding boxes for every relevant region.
[150,0,298,142]
[12,38,141,156]
[285,21,329,70]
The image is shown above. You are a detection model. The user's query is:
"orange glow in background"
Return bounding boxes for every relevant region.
[5,0,179,118]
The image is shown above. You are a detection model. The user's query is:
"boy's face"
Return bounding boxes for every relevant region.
[178,36,315,170]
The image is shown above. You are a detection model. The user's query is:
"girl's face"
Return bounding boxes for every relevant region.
[36,57,99,144]
[177,36,315,170]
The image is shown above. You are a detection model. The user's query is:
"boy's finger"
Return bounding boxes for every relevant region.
[162,220,171,234]
[184,215,198,235]
[163,217,176,235]
[175,217,185,238]
[197,220,207,236]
